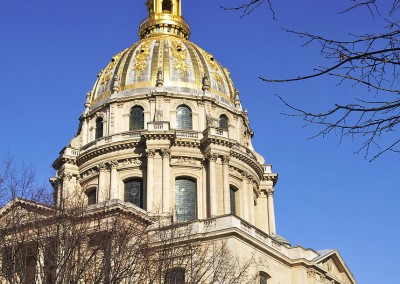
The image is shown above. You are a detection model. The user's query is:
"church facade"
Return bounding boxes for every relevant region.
[0,1,357,283]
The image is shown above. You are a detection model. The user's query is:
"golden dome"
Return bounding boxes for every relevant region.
[89,36,236,107]
[88,0,237,107]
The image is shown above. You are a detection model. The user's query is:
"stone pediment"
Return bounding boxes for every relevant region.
[0,198,54,227]
[314,250,357,284]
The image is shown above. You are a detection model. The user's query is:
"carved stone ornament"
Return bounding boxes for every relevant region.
[112,75,120,94]
[122,158,142,166]
[202,74,210,92]
[110,160,119,168]
[221,155,230,164]
[156,67,164,87]
[82,168,98,179]
[97,162,107,172]
[177,157,197,165]
[62,172,73,181]
[146,149,156,158]
[161,149,171,157]
[206,153,218,162]
[307,269,316,278]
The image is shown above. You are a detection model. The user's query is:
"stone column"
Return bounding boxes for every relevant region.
[35,246,44,284]
[146,149,155,212]
[202,161,207,218]
[241,173,249,221]
[208,153,218,217]
[81,117,88,145]
[61,173,72,207]
[110,160,119,200]
[222,156,231,214]
[248,179,255,224]
[257,192,270,233]
[97,163,108,202]
[267,190,276,234]
[161,149,171,214]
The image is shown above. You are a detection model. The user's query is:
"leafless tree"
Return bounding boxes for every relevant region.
[222,0,400,160]
[0,158,258,283]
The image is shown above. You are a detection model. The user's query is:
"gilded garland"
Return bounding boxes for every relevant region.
[171,40,190,77]
[132,41,152,78]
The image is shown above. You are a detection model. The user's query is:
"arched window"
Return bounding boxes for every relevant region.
[162,0,173,13]
[95,117,104,139]
[230,186,237,215]
[259,272,271,284]
[124,179,144,209]
[86,188,97,205]
[130,106,144,131]
[175,178,196,221]
[219,114,229,130]
[165,267,185,284]
[176,105,192,130]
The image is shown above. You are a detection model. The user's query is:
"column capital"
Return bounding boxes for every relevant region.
[221,155,231,164]
[161,148,171,158]
[110,160,119,169]
[206,152,218,162]
[267,189,274,197]
[146,148,156,158]
[97,162,108,172]
[61,172,73,181]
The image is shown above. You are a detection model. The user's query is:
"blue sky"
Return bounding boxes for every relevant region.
[0,1,398,283]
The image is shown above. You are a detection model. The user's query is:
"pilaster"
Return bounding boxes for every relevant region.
[110,160,119,200]
[146,149,156,212]
[207,152,218,217]
[267,189,276,234]
[161,148,171,214]
[97,163,108,202]
[222,155,231,214]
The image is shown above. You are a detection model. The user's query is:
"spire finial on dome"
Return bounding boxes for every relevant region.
[139,0,190,39]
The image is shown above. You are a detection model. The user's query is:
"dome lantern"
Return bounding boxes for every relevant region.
[139,0,190,39]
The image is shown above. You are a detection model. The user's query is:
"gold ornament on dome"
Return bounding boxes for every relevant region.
[202,50,223,85]
[100,50,125,85]
[171,41,189,77]
[132,42,152,78]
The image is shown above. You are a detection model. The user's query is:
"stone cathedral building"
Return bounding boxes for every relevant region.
[0,1,356,283]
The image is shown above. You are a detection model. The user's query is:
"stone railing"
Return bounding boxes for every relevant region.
[148,121,170,131]
[176,130,200,139]
[263,164,272,174]
[203,127,229,138]
[81,131,142,152]
[193,215,289,256]
[64,147,80,157]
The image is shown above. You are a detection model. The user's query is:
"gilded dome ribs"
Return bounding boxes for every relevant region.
[120,44,138,91]
[89,37,237,106]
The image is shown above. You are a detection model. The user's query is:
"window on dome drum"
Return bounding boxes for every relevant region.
[176,105,192,130]
[219,114,229,130]
[164,267,185,284]
[86,188,97,205]
[162,0,173,13]
[95,117,104,139]
[129,106,144,131]
[124,179,144,209]
[175,178,196,222]
[259,272,271,284]
[230,186,237,215]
